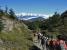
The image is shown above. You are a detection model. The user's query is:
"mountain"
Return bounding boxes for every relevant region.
[27,17,45,22]
[17,15,45,22]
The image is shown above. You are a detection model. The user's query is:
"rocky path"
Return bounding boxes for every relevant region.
[33,36,47,50]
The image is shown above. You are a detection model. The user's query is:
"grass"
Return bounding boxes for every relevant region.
[0,22,33,50]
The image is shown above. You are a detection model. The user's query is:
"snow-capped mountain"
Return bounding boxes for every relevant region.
[16,13,53,21]
[17,15,46,22]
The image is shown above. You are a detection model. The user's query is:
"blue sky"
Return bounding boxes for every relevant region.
[0,0,67,14]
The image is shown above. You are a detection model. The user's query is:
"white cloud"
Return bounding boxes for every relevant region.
[22,17,37,20]
[16,12,53,19]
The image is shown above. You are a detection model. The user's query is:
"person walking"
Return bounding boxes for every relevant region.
[52,39,57,50]
[46,38,50,50]
[56,35,66,50]
[49,39,54,50]
[55,39,61,50]
[33,33,38,43]
[37,32,42,43]
[41,36,46,50]
[64,42,67,50]
[60,40,66,50]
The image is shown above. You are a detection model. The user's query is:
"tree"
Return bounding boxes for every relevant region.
[50,12,60,27]
[9,8,16,19]
[45,12,60,32]
[39,21,47,30]
[60,10,67,35]
[0,6,4,16]
[27,22,37,30]
[0,19,4,32]
[5,5,8,14]
[61,10,67,25]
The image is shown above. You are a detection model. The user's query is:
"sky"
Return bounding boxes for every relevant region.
[0,0,67,15]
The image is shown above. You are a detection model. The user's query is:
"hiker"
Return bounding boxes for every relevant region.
[37,32,42,43]
[41,36,46,50]
[56,35,66,50]
[46,37,49,50]
[33,33,38,43]
[60,40,66,50]
[49,39,54,50]
[52,39,57,50]
[65,42,67,50]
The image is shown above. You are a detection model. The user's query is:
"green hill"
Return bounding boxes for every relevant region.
[0,8,33,50]
[0,16,33,50]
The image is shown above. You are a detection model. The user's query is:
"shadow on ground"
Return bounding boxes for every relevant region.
[29,45,41,50]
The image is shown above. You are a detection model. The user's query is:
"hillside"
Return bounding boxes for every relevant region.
[0,16,33,50]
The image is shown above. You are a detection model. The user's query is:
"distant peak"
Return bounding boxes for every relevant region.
[16,12,52,17]
[16,12,53,20]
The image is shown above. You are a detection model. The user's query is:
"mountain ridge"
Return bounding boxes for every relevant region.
[17,15,45,22]
[16,13,52,20]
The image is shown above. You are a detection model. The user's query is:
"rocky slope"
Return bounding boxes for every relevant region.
[0,16,33,50]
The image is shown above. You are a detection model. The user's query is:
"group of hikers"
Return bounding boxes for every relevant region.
[34,31,67,50]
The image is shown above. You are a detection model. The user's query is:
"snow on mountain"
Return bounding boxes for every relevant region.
[16,13,53,20]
